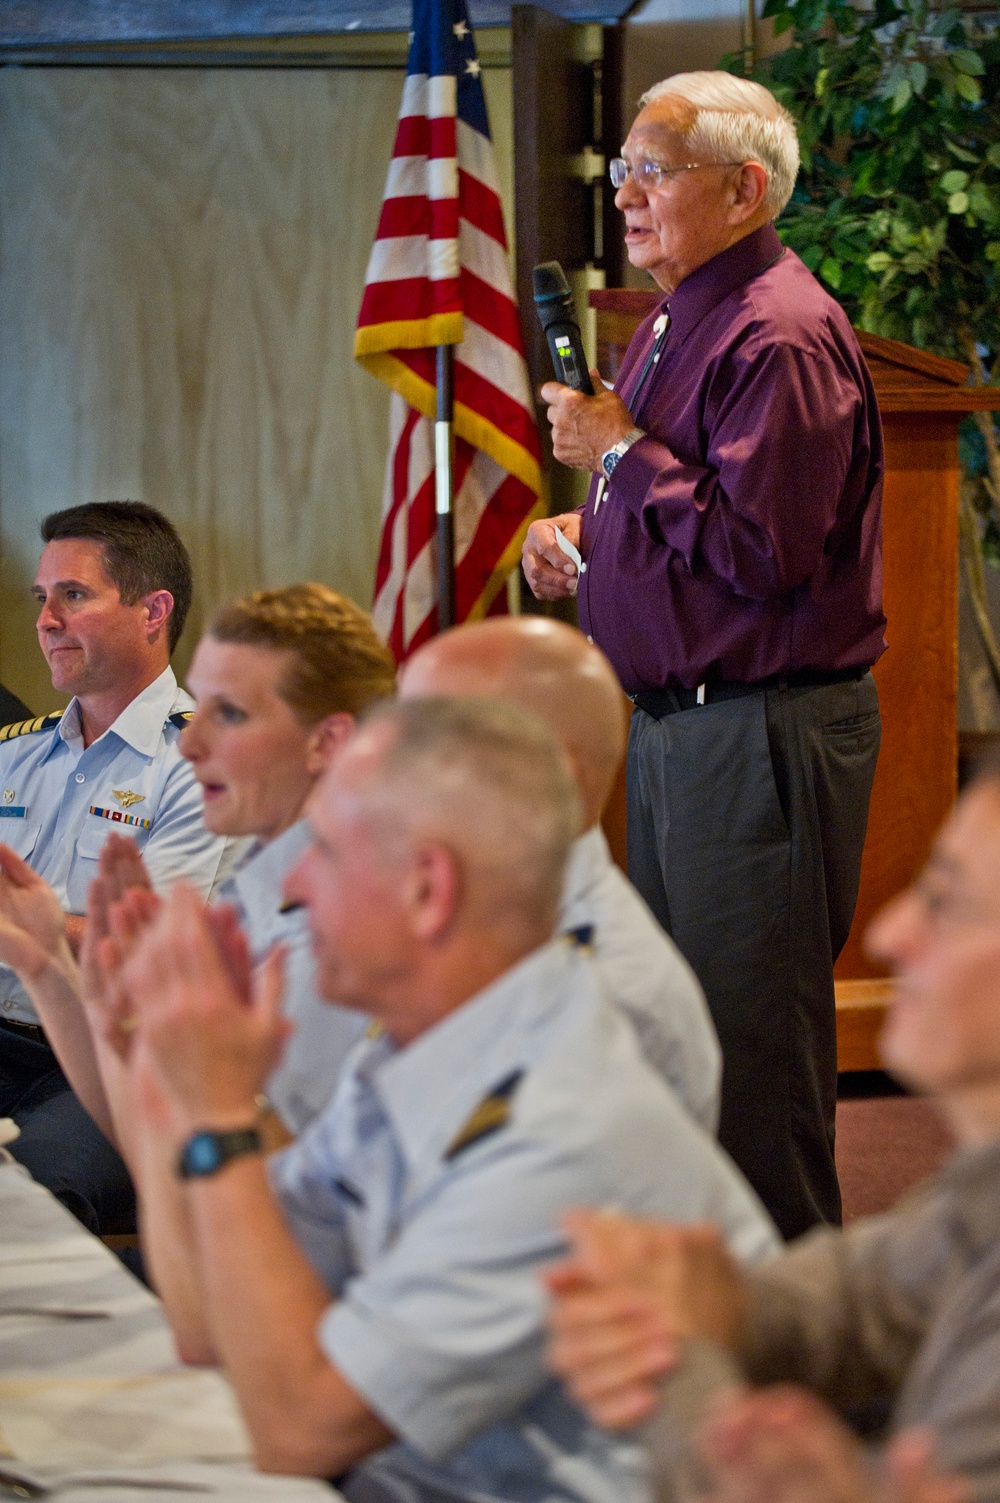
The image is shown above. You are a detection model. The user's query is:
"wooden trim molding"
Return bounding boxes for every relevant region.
[835,978,893,1072]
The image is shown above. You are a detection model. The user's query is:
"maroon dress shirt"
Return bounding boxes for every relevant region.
[577,223,887,694]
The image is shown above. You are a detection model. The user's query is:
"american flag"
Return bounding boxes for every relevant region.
[354,0,544,661]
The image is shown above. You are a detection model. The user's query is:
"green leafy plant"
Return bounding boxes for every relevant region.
[730,0,1000,357]
[727,0,1000,674]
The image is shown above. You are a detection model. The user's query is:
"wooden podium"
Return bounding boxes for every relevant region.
[589,288,1000,1069]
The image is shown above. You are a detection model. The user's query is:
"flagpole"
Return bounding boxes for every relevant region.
[435,342,456,630]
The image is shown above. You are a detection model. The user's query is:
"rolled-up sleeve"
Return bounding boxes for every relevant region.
[318,1135,581,1461]
[269,1126,355,1294]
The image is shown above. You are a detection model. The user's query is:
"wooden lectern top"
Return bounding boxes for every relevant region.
[857,331,1000,412]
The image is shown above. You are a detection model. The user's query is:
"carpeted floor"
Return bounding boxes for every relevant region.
[835,1075,954,1222]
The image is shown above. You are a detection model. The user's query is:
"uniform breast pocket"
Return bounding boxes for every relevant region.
[78,801,155,865]
[76,823,110,867]
[76,816,153,870]
[0,821,41,861]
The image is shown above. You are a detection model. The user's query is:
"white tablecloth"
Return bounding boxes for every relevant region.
[0,1150,336,1501]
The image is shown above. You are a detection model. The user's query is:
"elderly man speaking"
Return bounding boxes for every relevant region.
[522,71,886,1240]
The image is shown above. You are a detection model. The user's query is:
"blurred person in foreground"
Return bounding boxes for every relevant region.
[0,583,396,1159]
[399,615,721,1132]
[545,761,1000,1503]
[96,698,776,1496]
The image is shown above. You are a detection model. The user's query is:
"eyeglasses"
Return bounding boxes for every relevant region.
[609,157,746,191]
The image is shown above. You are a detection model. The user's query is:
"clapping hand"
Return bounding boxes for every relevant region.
[0,844,72,983]
[697,1388,968,1503]
[544,1208,747,1429]
[81,835,160,1061]
[110,883,290,1133]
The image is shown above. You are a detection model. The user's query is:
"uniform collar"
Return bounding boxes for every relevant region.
[663,222,785,350]
[558,825,612,929]
[362,939,590,1176]
[230,818,311,928]
[57,665,183,759]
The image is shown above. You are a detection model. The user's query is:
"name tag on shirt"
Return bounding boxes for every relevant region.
[0,807,26,818]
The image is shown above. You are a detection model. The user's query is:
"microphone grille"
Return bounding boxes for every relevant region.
[532,261,571,302]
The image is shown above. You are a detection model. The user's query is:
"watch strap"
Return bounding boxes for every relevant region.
[601,426,645,480]
[177,1126,262,1180]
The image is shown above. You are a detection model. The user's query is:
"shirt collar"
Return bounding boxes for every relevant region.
[665,222,785,350]
[361,939,589,1176]
[558,825,612,929]
[229,818,312,929]
[57,665,182,759]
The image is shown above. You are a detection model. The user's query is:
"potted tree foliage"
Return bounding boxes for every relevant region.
[729,0,1000,676]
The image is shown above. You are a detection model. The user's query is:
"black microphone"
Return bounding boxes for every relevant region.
[532,261,595,397]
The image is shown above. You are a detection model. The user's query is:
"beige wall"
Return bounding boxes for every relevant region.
[0,64,514,713]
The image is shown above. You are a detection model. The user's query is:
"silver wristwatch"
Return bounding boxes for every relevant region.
[601,427,645,480]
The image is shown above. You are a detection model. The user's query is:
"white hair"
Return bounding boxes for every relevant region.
[357,696,583,937]
[639,71,799,219]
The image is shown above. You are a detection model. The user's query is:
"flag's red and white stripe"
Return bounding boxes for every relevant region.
[355,7,543,660]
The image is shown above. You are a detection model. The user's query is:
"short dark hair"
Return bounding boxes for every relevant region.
[40,501,193,652]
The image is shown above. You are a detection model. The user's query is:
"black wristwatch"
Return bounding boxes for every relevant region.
[177,1126,262,1180]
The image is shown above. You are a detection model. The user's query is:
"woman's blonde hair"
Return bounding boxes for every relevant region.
[208,583,395,725]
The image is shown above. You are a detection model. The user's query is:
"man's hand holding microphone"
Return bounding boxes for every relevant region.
[523,261,636,601]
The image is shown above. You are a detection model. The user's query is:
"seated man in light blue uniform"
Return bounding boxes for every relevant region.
[0,500,231,1232]
[399,617,721,1133]
[106,697,778,1501]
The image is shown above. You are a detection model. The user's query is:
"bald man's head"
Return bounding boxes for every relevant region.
[398,618,627,827]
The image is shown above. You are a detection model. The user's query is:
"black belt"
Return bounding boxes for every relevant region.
[632,667,866,719]
[0,1015,49,1043]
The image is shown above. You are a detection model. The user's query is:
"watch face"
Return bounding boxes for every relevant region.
[185,1134,222,1175]
[602,451,620,479]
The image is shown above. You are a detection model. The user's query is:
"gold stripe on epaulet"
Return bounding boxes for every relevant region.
[168,710,194,731]
[444,1069,524,1162]
[364,1019,385,1041]
[0,712,62,743]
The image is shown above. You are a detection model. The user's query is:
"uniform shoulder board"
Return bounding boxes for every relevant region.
[444,1069,524,1162]
[564,924,595,951]
[168,710,194,731]
[0,711,62,744]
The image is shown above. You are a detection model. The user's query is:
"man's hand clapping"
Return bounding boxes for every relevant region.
[697,1388,968,1503]
[108,883,290,1135]
[0,844,71,982]
[544,1208,748,1429]
[81,835,160,1061]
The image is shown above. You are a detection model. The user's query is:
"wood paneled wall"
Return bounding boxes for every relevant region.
[0,65,514,712]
